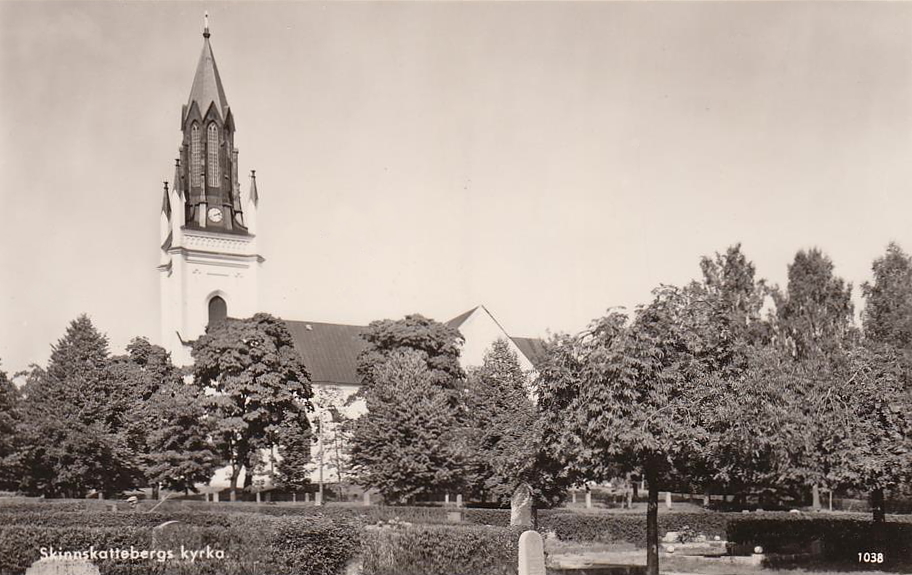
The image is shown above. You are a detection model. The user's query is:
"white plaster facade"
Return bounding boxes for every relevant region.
[454,306,536,373]
[159,190,261,366]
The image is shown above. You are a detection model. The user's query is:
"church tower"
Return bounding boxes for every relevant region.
[159,15,262,365]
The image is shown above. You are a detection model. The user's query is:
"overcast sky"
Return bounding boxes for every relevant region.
[3,1,912,373]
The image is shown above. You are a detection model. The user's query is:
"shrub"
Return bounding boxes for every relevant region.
[360,524,524,575]
[463,508,511,527]
[0,513,359,575]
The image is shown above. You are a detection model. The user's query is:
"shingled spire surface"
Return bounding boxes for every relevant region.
[186,19,230,122]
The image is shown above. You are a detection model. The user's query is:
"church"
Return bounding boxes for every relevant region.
[157,22,547,401]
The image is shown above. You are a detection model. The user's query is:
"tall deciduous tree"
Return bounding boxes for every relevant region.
[357,314,465,391]
[772,249,855,507]
[803,345,912,521]
[862,242,912,351]
[350,349,463,503]
[192,313,313,497]
[463,339,548,505]
[773,248,855,361]
[15,316,141,497]
[0,366,21,490]
[699,243,771,366]
[539,287,719,575]
[273,411,313,492]
[143,378,220,494]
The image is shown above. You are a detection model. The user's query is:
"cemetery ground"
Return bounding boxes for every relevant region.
[2,495,911,575]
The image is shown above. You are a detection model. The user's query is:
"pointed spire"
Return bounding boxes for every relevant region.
[161,181,172,219]
[249,170,259,206]
[203,11,210,38]
[186,13,229,122]
[173,159,183,200]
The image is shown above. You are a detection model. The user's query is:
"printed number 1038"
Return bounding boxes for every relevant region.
[858,552,884,563]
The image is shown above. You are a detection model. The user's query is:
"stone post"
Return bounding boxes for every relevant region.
[585,491,592,509]
[456,494,463,508]
[213,491,219,503]
[445,494,450,505]
[518,530,545,575]
[363,492,371,506]
[812,484,821,511]
[510,484,533,527]
[571,492,576,505]
[256,492,261,504]
[665,491,672,510]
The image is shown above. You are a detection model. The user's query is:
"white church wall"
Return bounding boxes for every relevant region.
[456,307,535,372]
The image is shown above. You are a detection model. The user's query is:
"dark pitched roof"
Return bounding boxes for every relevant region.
[446,307,478,329]
[284,316,549,386]
[187,34,230,122]
[285,320,367,386]
[510,336,549,369]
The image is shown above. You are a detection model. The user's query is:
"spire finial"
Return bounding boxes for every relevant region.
[203,12,210,38]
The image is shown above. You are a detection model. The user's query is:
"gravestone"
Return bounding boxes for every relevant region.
[518,530,546,575]
[510,483,533,527]
[455,494,463,508]
[26,558,99,575]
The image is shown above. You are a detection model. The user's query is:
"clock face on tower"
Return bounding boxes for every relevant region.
[207,207,223,223]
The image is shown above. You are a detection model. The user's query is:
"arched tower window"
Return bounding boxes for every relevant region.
[190,123,202,188]
[207,123,220,187]
[208,295,227,326]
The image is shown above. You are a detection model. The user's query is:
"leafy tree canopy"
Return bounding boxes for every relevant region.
[773,248,855,361]
[862,242,912,351]
[350,349,463,503]
[192,313,313,494]
[357,314,465,390]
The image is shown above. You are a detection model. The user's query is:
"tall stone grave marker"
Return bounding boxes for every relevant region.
[518,530,546,575]
[510,483,533,527]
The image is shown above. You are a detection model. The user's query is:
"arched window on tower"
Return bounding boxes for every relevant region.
[190,123,202,188]
[207,123,220,187]
[208,296,227,326]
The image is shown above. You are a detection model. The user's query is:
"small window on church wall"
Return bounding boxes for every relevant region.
[207,123,220,187]
[208,296,227,326]
[190,124,202,188]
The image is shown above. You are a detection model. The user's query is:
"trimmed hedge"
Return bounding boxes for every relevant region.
[361,524,524,575]
[0,513,359,575]
[727,516,912,571]
[537,511,730,546]
[0,504,512,528]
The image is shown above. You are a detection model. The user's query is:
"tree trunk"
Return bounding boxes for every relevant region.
[229,466,240,502]
[646,473,660,575]
[871,488,886,523]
